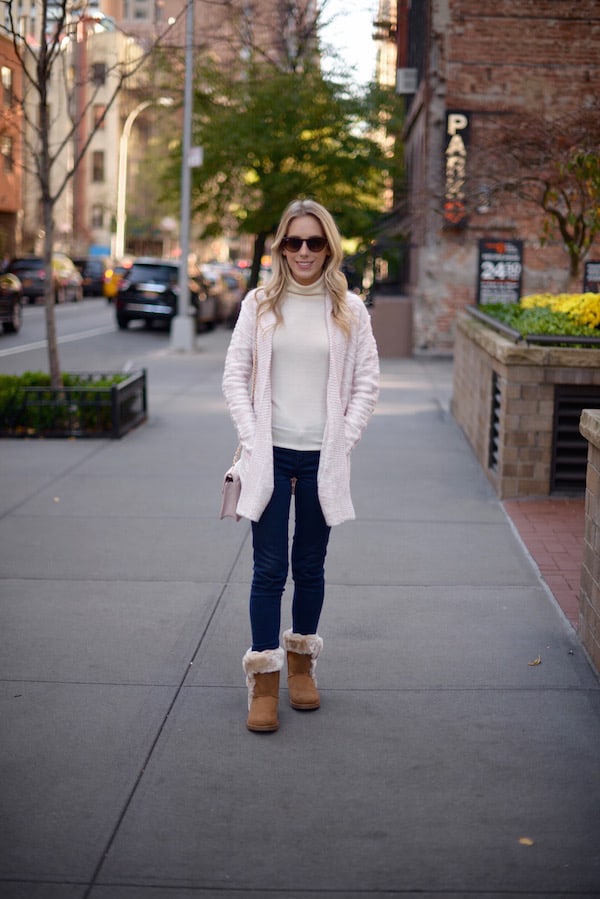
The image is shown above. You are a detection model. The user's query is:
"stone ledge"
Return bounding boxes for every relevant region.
[457,314,600,368]
[580,410,600,448]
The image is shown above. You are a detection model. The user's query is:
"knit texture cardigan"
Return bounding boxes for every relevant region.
[222,287,380,526]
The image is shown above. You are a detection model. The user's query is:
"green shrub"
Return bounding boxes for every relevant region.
[479,302,599,340]
[0,372,128,435]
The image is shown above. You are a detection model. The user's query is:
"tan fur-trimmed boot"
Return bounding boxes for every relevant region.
[242,647,284,732]
[283,630,323,710]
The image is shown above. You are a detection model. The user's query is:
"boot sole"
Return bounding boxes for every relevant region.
[289,700,320,710]
[247,722,279,732]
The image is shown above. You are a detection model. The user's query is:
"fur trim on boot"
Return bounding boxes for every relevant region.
[282,630,323,710]
[242,647,285,732]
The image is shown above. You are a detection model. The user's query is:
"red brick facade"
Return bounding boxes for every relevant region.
[401,0,600,350]
[0,35,22,259]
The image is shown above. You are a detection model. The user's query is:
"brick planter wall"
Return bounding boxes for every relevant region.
[580,411,600,673]
[452,314,600,498]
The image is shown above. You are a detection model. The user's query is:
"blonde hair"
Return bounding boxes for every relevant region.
[259,199,352,335]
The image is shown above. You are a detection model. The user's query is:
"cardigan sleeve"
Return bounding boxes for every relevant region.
[343,299,380,451]
[222,290,258,449]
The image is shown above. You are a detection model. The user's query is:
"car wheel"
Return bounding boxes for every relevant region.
[3,301,22,334]
[116,314,129,330]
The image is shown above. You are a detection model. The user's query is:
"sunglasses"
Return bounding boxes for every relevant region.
[282,235,328,253]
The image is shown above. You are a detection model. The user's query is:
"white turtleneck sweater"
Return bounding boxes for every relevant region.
[271,275,329,450]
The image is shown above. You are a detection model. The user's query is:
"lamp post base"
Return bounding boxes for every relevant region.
[170,315,196,352]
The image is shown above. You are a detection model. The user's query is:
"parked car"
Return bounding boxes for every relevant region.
[5,254,83,304]
[72,256,108,296]
[114,258,217,331]
[0,272,23,334]
[202,264,248,327]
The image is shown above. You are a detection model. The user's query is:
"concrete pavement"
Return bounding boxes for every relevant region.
[1,326,599,898]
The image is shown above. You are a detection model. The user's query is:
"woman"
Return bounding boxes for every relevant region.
[222,199,379,732]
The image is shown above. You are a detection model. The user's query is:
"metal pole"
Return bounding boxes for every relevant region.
[170,0,196,352]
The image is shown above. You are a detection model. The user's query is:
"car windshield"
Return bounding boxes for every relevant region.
[10,259,43,272]
[127,264,178,285]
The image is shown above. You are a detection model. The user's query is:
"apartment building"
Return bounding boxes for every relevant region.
[0,33,22,260]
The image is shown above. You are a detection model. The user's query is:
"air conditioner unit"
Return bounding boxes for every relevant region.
[396,68,418,95]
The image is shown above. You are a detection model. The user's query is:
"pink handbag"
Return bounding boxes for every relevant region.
[220,463,241,521]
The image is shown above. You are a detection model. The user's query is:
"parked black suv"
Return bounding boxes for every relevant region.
[114,259,217,332]
[5,254,83,304]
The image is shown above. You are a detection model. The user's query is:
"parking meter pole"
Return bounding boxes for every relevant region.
[170,0,195,353]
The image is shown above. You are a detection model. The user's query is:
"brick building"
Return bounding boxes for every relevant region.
[397,0,600,350]
[0,34,22,259]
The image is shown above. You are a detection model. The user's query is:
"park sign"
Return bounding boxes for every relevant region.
[444,111,470,227]
[476,238,523,305]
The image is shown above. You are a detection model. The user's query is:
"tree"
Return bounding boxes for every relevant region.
[159,1,403,287]
[472,105,600,283]
[0,2,178,387]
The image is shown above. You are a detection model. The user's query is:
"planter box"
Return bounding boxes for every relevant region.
[0,369,147,439]
[452,314,600,498]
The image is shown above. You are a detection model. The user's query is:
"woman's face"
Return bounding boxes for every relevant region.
[281,214,329,286]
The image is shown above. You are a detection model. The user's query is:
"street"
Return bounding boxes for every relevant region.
[0,296,194,376]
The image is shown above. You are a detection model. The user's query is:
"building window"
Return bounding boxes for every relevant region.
[91,205,104,228]
[93,104,106,129]
[91,62,106,86]
[1,66,12,106]
[1,135,13,172]
[92,150,104,182]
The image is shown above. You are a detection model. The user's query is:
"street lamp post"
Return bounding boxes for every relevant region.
[170,0,196,352]
[114,96,173,260]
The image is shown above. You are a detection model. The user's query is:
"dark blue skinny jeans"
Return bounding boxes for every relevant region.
[250,447,331,651]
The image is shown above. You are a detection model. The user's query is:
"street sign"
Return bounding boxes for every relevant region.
[477,238,523,304]
[584,260,600,293]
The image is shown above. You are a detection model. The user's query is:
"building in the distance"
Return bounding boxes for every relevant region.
[395,0,600,350]
[0,33,22,260]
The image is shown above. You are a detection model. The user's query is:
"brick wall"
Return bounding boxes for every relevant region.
[452,314,600,498]
[579,411,600,673]
[405,0,600,350]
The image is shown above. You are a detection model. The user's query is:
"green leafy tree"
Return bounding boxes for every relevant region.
[200,67,396,283]
[160,42,403,287]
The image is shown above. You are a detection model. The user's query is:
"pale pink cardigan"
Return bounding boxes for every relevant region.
[222,288,379,526]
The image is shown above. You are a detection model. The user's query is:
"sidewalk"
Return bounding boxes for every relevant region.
[1,328,599,898]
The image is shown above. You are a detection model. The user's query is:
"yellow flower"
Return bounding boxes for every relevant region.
[520,293,600,328]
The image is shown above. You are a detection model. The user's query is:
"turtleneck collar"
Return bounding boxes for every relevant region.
[287,274,326,297]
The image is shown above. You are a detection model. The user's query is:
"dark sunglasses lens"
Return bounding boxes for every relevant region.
[283,236,327,252]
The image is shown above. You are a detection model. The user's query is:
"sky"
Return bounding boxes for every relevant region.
[320,0,379,87]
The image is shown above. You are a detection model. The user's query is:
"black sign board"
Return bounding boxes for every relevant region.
[477,238,523,304]
[584,260,600,293]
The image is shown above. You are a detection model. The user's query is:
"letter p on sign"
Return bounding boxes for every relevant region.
[447,113,468,135]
